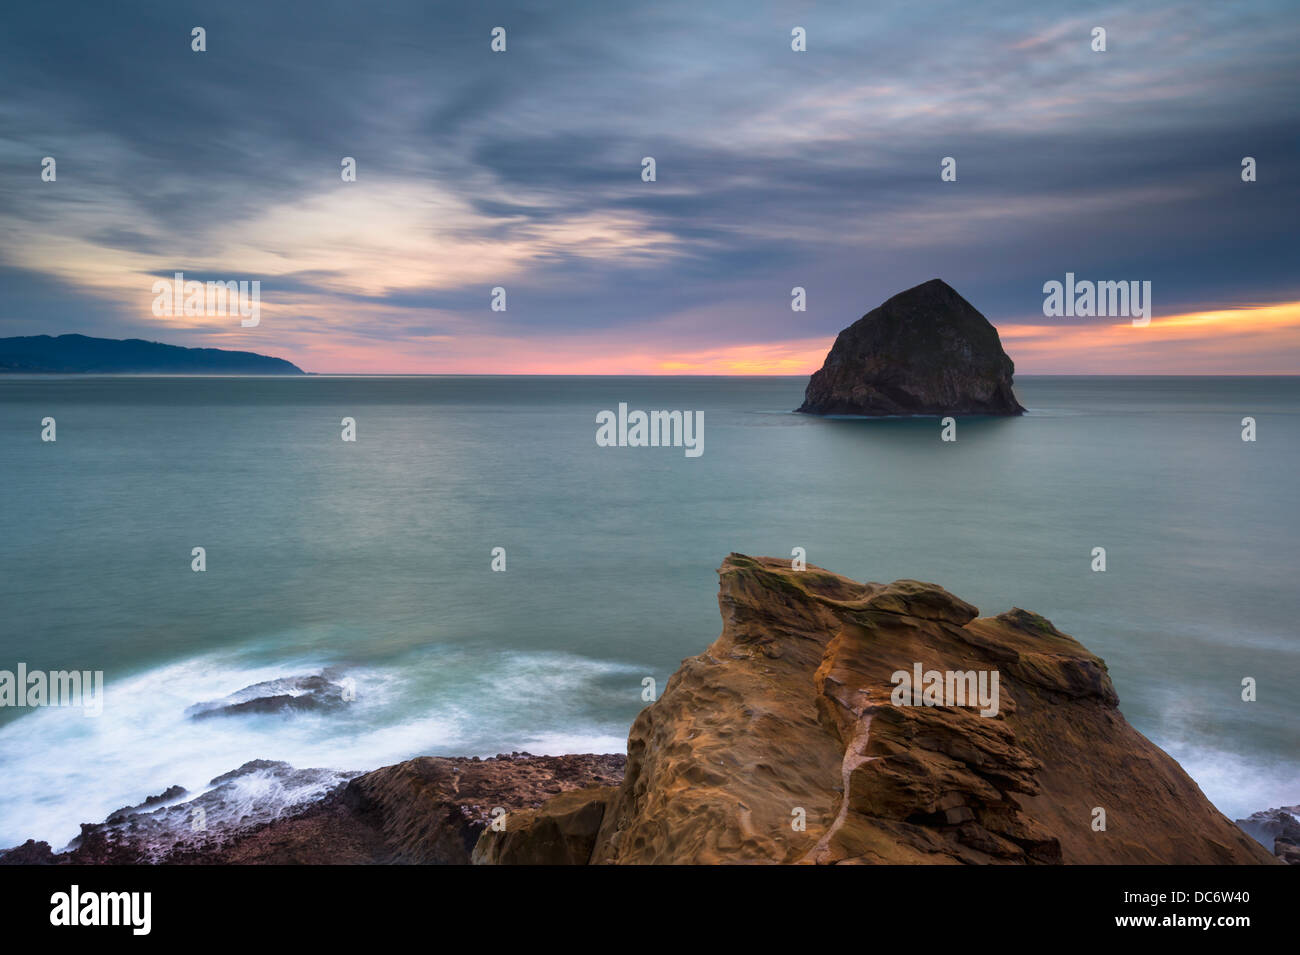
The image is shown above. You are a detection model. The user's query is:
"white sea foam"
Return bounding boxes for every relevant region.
[1149,734,1300,823]
[0,646,642,850]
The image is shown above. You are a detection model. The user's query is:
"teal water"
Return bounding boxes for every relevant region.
[0,375,1297,847]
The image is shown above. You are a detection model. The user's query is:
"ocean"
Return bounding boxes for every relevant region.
[0,374,1296,849]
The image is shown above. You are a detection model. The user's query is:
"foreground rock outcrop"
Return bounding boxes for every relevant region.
[478,556,1275,865]
[342,753,624,864]
[1,753,624,865]
[796,279,1025,416]
[3,557,1276,865]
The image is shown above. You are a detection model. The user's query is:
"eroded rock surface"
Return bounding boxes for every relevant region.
[0,753,624,865]
[472,786,617,865]
[345,753,625,863]
[570,555,1275,864]
[5,556,1275,867]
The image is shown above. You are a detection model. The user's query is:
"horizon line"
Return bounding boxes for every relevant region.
[5,372,1300,379]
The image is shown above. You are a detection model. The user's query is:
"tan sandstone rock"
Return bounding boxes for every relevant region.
[577,555,1275,865]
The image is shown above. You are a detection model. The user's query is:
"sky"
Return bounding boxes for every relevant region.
[1,0,1297,374]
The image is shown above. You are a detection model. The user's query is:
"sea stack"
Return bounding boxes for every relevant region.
[796,278,1025,416]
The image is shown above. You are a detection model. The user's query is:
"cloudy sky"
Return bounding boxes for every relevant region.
[1,0,1297,373]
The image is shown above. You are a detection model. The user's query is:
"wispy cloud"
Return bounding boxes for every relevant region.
[1,0,1297,372]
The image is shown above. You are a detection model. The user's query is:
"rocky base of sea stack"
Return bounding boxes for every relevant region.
[1,555,1283,866]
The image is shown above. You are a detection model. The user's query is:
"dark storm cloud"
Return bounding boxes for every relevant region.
[0,0,1297,367]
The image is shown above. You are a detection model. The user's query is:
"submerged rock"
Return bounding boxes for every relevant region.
[185,673,349,720]
[796,279,1025,416]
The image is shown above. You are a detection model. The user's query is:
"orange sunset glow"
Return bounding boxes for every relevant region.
[227,300,1300,376]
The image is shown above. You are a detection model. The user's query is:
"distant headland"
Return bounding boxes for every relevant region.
[0,334,305,375]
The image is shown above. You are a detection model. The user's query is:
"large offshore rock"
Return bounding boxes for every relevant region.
[797,279,1025,416]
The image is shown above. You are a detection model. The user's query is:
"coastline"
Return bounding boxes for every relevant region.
[3,556,1288,866]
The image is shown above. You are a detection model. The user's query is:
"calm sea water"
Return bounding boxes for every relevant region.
[1,375,1297,847]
